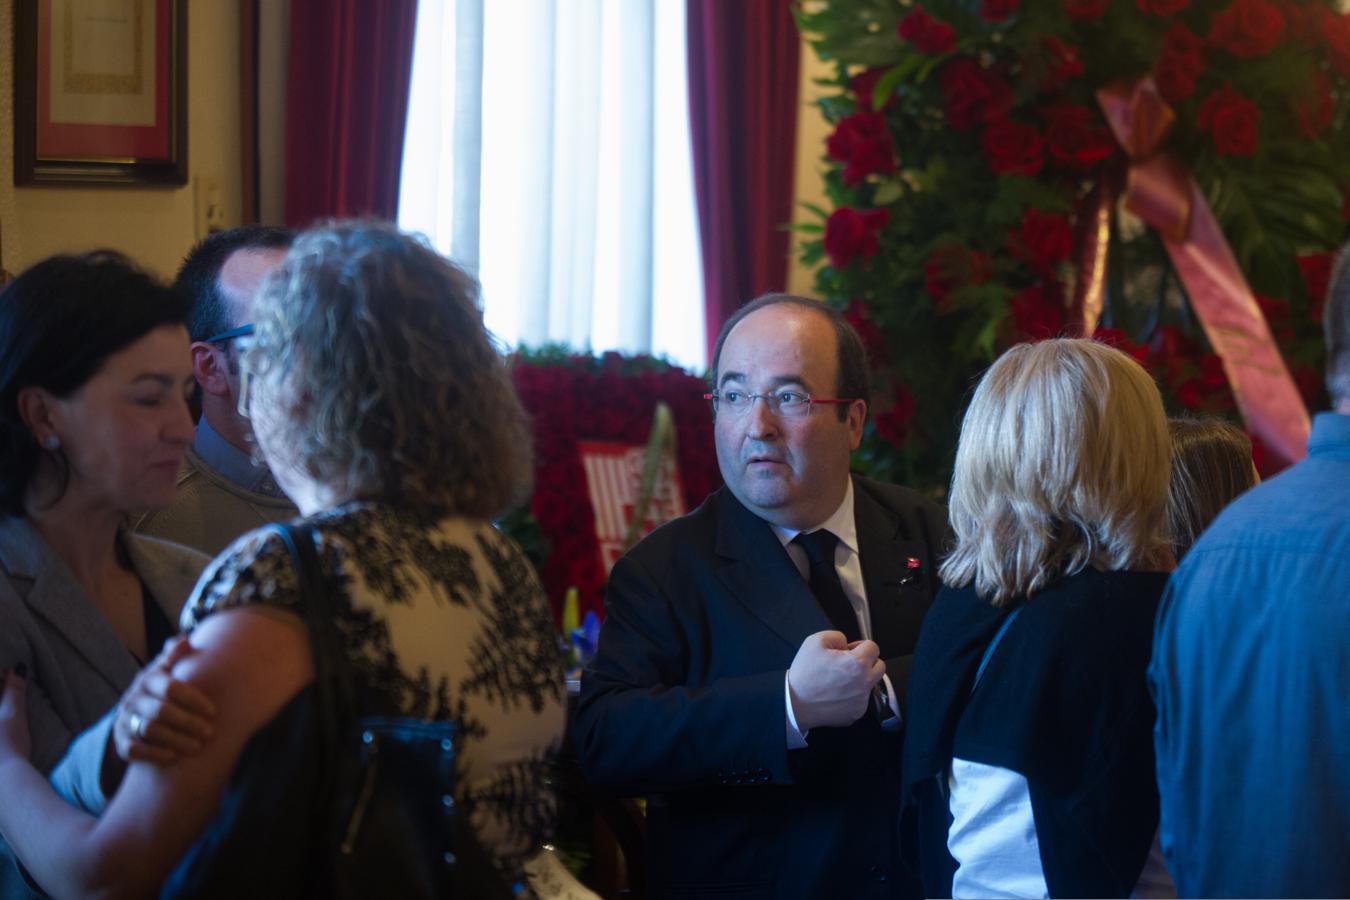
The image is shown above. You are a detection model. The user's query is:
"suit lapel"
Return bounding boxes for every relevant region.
[853,480,933,660]
[123,531,209,624]
[712,490,830,652]
[0,517,142,692]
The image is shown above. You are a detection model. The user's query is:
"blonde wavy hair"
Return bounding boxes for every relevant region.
[243,220,532,517]
[939,338,1170,606]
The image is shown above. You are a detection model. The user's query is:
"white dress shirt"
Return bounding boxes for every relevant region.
[770,480,901,747]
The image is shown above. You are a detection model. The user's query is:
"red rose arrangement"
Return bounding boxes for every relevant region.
[508,350,721,622]
[827,111,897,184]
[1197,83,1260,157]
[797,0,1348,490]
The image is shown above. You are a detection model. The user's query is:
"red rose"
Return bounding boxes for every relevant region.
[897,6,957,55]
[981,0,1019,23]
[1137,0,1189,15]
[843,300,889,364]
[1208,0,1285,59]
[851,67,891,110]
[1295,70,1335,139]
[924,246,992,311]
[1322,8,1350,77]
[1248,432,1274,477]
[940,58,1013,131]
[1064,0,1110,20]
[1042,105,1115,170]
[1255,294,1294,342]
[1197,83,1260,157]
[1009,282,1066,341]
[873,388,918,448]
[1010,209,1073,274]
[1298,252,1334,319]
[1284,2,1322,46]
[981,120,1044,176]
[824,207,890,269]
[1036,36,1085,93]
[827,111,898,185]
[1149,324,1198,378]
[1092,326,1150,364]
[1154,23,1206,103]
[1175,354,1234,412]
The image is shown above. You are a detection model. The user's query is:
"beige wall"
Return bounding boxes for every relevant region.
[0,0,243,279]
[0,10,829,289]
[786,37,831,298]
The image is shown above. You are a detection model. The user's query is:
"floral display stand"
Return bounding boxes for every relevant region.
[508,349,721,623]
[796,0,1349,488]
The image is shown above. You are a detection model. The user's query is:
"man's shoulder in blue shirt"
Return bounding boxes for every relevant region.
[1150,412,1350,898]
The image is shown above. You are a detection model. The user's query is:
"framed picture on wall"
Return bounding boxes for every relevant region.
[14,0,188,186]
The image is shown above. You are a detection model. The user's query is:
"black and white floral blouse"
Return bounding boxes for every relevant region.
[180,501,566,875]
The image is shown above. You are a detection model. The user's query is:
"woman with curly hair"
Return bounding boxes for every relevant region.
[0,223,565,897]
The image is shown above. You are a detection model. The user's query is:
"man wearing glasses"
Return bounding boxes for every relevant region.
[573,294,949,899]
[133,226,297,555]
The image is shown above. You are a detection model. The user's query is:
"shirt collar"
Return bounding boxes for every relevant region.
[1308,412,1350,460]
[193,417,284,497]
[769,477,858,555]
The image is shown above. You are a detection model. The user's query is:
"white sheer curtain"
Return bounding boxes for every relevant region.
[398,0,706,372]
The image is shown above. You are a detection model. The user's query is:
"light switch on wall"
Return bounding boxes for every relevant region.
[194,176,228,238]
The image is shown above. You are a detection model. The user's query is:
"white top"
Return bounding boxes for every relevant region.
[947,759,1176,899]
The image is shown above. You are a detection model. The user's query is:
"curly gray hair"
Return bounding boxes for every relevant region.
[243,221,532,517]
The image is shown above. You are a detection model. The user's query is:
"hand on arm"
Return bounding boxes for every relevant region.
[113,636,217,765]
[786,631,884,732]
[0,609,311,900]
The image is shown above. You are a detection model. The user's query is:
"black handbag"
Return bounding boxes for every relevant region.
[162,522,516,899]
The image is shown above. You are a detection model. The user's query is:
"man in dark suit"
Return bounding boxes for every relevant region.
[571,295,949,899]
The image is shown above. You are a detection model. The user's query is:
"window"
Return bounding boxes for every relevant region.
[399,0,706,372]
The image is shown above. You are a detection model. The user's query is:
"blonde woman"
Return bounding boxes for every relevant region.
[903,338,1176,899]
[1165,417,1257,560]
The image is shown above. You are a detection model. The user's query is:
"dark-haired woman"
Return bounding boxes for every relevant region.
[0,251,210,896]
[0,224,564,897]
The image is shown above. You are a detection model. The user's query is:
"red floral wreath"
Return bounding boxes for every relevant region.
[510,350,721,622]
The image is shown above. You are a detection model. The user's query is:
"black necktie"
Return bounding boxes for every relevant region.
[792,529,860,642]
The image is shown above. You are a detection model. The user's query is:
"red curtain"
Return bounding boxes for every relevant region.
[687,0,802,363]
[284,0,419,227]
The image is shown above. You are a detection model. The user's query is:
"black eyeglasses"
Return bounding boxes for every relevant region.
[204,323,255,344]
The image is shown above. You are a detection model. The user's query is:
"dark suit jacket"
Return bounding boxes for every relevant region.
[571,477,949,900]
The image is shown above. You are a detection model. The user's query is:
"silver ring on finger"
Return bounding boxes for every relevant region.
[129,712,147,740]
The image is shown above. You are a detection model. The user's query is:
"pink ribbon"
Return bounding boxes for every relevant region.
[1070,77,1310,469]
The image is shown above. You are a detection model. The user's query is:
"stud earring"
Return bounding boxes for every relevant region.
[43,435,60,451]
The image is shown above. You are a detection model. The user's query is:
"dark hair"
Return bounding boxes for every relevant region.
[709,293,871,420]
[0,251,190,515]
[1165,416,1256,560]
[175,225,294,342]
[1325,242,1350,407]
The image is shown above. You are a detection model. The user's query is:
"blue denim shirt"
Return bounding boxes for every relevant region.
[1150,412,1350,897]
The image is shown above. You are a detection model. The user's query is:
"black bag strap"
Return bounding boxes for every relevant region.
[265,522,358,749]
[970,605,1022,695]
